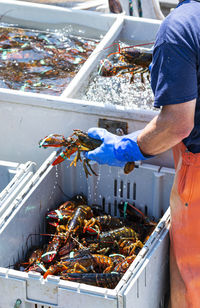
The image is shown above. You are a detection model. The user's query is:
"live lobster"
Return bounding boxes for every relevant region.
[39,129,135,177]
[16,194,158,289]
[99,42,153,83]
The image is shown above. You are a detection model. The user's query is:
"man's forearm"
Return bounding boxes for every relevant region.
[137,101,196,156]
[137,116,184,155]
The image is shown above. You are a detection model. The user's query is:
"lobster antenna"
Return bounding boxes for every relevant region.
[70,235,88,250]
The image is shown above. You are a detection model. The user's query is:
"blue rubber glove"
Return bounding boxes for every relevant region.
[85,128,152,167]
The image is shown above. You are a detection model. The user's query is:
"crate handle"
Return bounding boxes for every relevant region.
[25,298,58,307]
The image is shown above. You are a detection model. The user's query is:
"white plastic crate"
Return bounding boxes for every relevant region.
[0,152,174,308]
[0,160,36,217]
[0,1,173,171]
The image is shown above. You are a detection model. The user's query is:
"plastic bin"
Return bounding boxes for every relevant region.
[0,152,174,308]
[0,160,36,217]
[0,1,173,171]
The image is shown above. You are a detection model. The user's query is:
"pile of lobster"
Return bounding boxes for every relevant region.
[16,194,157,289]
[0,26,98,95]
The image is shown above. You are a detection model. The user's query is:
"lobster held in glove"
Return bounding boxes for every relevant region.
[39,129,136,177]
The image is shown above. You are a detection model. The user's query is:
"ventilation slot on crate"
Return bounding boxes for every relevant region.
[102,197,105,212]
[120,180,123,198]
[133,182,136,200]
[114,199,118,216]
[34,305,52,308]
[127,182,130,199]
[114,179,135,200]
[114,179,117,197]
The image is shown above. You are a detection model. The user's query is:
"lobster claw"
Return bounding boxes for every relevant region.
[52,150,68,166]
[41,235,62,263]
[39,134,67,148]
[48,222,59,228]
[52,146,79,166]
[83,226,98,235]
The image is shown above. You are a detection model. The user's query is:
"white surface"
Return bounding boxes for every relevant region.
[0,161,36,217]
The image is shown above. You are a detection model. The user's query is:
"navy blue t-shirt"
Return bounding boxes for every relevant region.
[151,0,200,153]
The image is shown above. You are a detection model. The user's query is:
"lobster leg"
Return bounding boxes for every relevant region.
[83,159,92,178]
[71,263,89,273]
[85,159,98,177]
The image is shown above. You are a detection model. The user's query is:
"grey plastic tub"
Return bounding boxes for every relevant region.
[0,152,174,308]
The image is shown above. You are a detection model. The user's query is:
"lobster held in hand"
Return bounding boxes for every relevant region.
[39,129,135,177]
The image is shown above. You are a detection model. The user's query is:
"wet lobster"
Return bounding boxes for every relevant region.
[56,205,93,239]
[39,129,135,177]
[99,43,153,83]
[16,248,44,271]
[83,214,124,235]
[44,252,114,278]
[85,226,138,254]
[42,204,93,262]
[118,201,157,242]
[16,193,158,289]
[60,272,123,288]
[46,195,87,225]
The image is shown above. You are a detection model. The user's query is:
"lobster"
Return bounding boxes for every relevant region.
[118,201,157,242]
[119,239,143,256]
[113,254,136,273]
[44,252,114,278]
[118,201,156,225]
[51,205,93,259]
[46,208,75,225]
[86,226,138,254]
[60,272,123,288]
[41,233,65,263]
[58,205,93,239]
[46,194,88,222]
[58,237,78,257]
[83,215,124,235]
[16,248,44,271]
[98,226,138,245]
[27,261,47,275]
[43,262,68,279]
[63,253,114,273]
[27,248,43,266]
[39,129,135,177]
[99,43,153,83]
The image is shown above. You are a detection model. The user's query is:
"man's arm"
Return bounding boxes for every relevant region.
[85,99,196,165]
[137,99,196,156]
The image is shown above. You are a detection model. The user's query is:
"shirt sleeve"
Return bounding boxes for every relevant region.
[151,41,198,108]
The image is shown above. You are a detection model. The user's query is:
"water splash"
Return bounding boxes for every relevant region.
[0,23,99,95]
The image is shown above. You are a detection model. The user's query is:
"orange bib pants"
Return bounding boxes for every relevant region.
[170,142,200,308]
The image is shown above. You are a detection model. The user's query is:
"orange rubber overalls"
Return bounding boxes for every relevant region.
[170,142,200,308]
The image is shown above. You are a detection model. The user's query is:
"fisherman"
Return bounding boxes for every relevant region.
[85,0,200,306]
